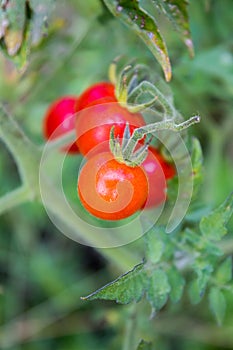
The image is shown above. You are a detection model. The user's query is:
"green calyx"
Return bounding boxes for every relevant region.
[108,58,157,113]
[109,124,149,168]
[108,58,201,167]
[109,116,201,167]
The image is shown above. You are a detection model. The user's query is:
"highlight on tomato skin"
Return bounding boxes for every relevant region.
[75,81,117,112]
[43,96,79,154]
[77,152,149,221]
[75,102,146,157]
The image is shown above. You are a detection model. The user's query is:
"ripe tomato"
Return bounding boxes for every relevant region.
[75,81,117,111]
[78,152,148,220]
[43,96,79,153]
[151,148,176,180]
[142,146,176,208]
[75,102,145,156]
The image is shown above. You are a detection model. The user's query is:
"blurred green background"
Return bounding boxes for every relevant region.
[0,0,233,349]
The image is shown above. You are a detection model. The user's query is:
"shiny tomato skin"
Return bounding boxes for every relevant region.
[142,147,167,208]
[142,147,176,209]
[75,82,117,111]
[78,152,148,220]
[43,96,79,153]
[75,102,146,157]
[150,147,176,180]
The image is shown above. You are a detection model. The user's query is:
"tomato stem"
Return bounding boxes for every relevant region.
[0,104,41,200]
[128,80,175,117]
[110,115,200,167]
[110,59,175,114]
[0,185,31,215]
[124,116,200,161]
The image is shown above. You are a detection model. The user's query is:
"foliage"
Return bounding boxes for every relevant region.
[83,194,233,326]
[1,0,233,349]
[0,0,55,69]
[103,0,193,81]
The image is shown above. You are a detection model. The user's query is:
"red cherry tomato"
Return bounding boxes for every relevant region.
[142,146,176,209]
[75,82,117,111]
[149,147,176,180]
[43,96,79,153]
[78,152,148,220]
[75,102,146,156]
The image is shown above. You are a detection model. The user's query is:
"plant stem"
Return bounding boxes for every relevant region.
[128,80,175,117]
[122,304,138,350]
[123,115,200,161]
[0,105,41,200]
[0,186,30,215]
[0,105,139,271]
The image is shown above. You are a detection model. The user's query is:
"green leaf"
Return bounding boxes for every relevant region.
[137,339,153,350]
[152,0,194,56]
[200,193,233,241]
[3,0,26,56]
[167,266,185,303]
[188,267,212,304]
[146,269,171,311]
[81,263,146,304]
[103,0,171,81]
[184,228,201,246]
[209,287,226,325]
[0,0,55,69]
[188,279,203,305]
[215,257,232,284]
[145,227,164,264]
[204,242,223,257]
[28,0,55,46]
[83,262,172,312]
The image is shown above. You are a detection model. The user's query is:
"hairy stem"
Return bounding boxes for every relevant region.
[0,105,41,199]
[122,304,138,350]
[123,115,200,161]
[0,186,31,216]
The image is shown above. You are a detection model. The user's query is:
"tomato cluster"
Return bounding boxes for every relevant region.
[42,81,175,220]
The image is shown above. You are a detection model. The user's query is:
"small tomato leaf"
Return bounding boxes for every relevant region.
[188,279,202,305]
[146,268,171,311]
[152,0,194,56]
[137,339,153,350]
[215,256,232,285]
[200,193,233,241]
[204,241,223,257]
[167,266,185,303]
[145,227,164,264]
[209,287,226,325]
[188,267,212,304]
[81,263,146,304]
[103,0,171,81]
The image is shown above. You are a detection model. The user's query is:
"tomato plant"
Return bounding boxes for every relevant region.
[1,1,233,350]
[75,102,145,156]
[43,96,79,153]
[75,81,117,111]
[78,152,148,220]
